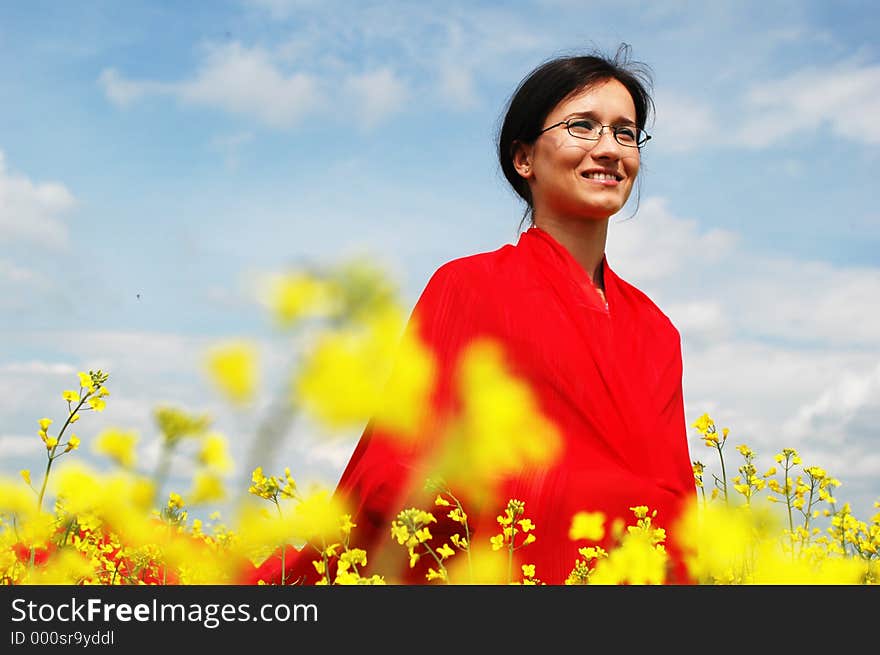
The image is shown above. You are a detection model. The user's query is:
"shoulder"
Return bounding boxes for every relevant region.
[423,242,519,291]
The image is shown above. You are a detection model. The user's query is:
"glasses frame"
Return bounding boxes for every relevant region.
[539,118,651,148]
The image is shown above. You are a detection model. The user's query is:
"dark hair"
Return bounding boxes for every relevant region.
[497,44,654,229]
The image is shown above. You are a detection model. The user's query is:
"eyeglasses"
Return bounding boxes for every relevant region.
[539,117,651,148]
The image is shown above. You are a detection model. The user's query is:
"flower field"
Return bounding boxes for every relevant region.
[2,260,877,585]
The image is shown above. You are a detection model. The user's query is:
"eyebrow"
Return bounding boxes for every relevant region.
[563,110,637,126]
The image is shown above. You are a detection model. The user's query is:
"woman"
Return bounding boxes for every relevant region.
[254,45,696,585]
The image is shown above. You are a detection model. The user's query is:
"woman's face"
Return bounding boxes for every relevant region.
[515,78,640,223]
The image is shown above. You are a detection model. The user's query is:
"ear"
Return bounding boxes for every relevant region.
[511,140,534,179]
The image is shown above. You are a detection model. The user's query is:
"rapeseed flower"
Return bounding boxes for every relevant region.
[205,341,258,406]
[93,428,139,469]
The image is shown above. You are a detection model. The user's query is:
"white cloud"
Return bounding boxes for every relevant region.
[180,43,322,128]
[437,65,479,110]
[0,361,76,375]
[343,68,407,129]
[99,6,556,128]
[736,61,880,147]
[97,69,171,107]
[0,150,75,248]
[652,91,719,153]
[0,435,41,458]
[101,43,408,130]
[606,196,880,517]
[782,359,880,444]
[607,196,739,283]
[0,260,39,284]
[610,197,880,349]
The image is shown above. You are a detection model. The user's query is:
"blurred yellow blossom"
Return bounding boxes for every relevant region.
[187,472,226,505]
[198,433,233,473]
[431,339,561,501]
[295,306,434,438]
[569,511,606,542]
[263,271,337,328]
[93,428,138,468]
[205,341,258,406]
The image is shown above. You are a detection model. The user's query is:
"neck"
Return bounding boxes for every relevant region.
[533,215,609,288]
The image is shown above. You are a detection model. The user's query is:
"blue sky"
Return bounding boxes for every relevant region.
[1,0,878,523]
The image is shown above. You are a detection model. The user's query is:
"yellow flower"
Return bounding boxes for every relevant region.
[62,390,79,403]
[432,340,561,499]
[569,511,606,541]
[168,492,185,510]
[264,271,336,328]
[448,508,467,524]
[437,544,455,560]
[87,397,106,412]
[450,534,468,549]
[691,413,714,433]
[205,341,258,406]
[518,518,535,532]
[434,495,451,507]
[490,534,505,551]
[522,564,536,579]
[154,406,211,445]
[523,534,537,546]
[69,413,80,424]
[339,515,356,536]
[20,469,31,486]
[187,472,226,505]
[93,428,138,468]
[630,506,649,519]
[590,531,667,585]
[65,435,80,452]
[38,418,52,431]
[198,433,233,473]
[295,306,435,438]
[45,437,58,449]
[288,488,349,544]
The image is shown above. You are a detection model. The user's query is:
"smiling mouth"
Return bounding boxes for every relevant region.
[581,171,622,184]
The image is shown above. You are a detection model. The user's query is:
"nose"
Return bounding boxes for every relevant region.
[589,128,624,159]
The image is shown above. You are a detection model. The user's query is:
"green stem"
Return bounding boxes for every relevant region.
[717,444,728,506]
[273,498,286,585]
[447,491,473,582]
[422,544,448,583]
[37,396,89,511]
[507,530,515,584]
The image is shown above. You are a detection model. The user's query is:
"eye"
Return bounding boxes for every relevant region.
[567,118,598,136]
[614,126,638,143]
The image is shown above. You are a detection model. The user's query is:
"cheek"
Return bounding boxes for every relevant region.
[624,155,640,180]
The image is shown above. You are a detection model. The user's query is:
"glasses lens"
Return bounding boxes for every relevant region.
[613,126,650,147]
[567,119,599,139]
[566,120,648,147]
[614,126,640,146]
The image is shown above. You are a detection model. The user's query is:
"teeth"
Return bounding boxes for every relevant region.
[585,172,617,180]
